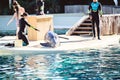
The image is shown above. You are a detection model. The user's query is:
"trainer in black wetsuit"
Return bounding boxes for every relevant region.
[88,0,102,40]
[18,12,31,46]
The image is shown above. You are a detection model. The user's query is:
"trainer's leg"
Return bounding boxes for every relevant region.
[16,27,20,39]
[92,19,96,38]
[22,34,29,45]
[18,32,22,39]
[18,32,29,45]
[96,19,100,39]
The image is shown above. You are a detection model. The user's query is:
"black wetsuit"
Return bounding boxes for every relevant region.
[36,0,44,15]
[18,18,31,45]
[89,2,102,39]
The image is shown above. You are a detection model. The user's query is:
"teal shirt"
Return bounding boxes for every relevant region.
[88,2,102,16]
[91,2,100,11]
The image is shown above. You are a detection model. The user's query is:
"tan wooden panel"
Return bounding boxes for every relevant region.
[27,15,54,41]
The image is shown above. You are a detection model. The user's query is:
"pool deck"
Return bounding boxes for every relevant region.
[0,35,120,55]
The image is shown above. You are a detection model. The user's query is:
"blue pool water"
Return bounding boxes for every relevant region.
[0,45,120,80]
[0,28,69,37]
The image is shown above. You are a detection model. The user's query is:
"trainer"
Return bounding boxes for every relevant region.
[18,12,39,46]
[88,0,102,40]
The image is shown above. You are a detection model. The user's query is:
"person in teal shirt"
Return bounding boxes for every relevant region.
[88,0,102,40]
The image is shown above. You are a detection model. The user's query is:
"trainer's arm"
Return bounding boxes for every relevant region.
[7,13,16,26]
[24,19,40,31]
[88,4,92,15]
[98,3,103,16]
[24,19,31,27]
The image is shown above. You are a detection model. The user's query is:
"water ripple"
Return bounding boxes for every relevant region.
[0,44,120,80]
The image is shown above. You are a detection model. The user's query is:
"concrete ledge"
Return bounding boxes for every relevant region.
[0,35,119,55]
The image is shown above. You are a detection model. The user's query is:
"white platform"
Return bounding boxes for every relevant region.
[0,35,119,55]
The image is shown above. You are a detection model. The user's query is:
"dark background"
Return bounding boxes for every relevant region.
[0,0,119,15]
